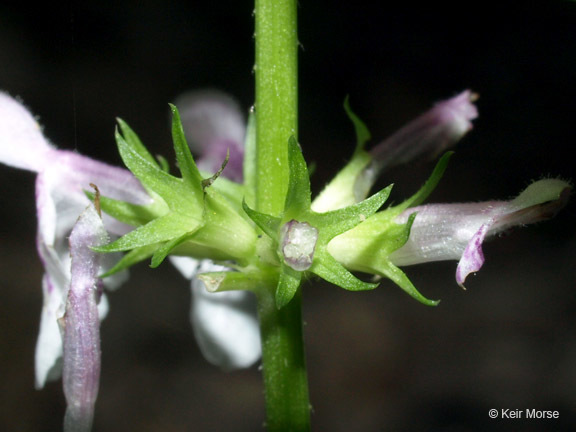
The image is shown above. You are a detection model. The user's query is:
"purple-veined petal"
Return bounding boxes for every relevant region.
[455,223,490,288]
[390,179,571,287]
[0,92,58,172]
[175,90,246,182]
[62,203,108,432]
[171,257,261,370]
[369,90,478,173]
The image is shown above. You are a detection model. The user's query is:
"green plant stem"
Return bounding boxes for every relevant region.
[255,0,298,215]
[254,1,310,430]
[257,288,311,431]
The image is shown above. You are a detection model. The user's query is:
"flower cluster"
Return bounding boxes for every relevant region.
[0,89,569,431]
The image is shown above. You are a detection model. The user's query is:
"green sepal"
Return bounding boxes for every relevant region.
[242,200,281,240]
[310,98,373,212]
[168,104,204,187]
[85,190,167,227]
[312,114,376,212]
[99,244,158,277]
[311,248,377,291]
[284,137,312,219]
[378,262,440,306]
[94,212,203,252]
[206,174,246,208]
[116,131,202,214]
[197,267,278,293]
[276,264,302,309]
[156,154,170,173]
[150,231,198,268]
[116,118,159,167]
[328,210,439,305]
[308,184,392,241]
[393,151,453,214]
[343,96,371,154]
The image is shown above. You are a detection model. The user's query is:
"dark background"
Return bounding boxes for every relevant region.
[1,1,575,431]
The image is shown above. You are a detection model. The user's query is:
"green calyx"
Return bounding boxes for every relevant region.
[94,105,257,275]
[244,137,392,309]
[327,153,454,307]
[93,98,452,308]
[311,98,373,212]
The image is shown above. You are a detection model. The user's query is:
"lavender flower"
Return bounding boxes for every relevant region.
[0,92,149,388]
[389,179,571,287]
[370,90,478,171]
[62,203,108,432]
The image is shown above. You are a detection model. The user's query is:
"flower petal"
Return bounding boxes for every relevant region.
[175,90,246,181]
[0,92,57,172]
[181,260,261,370]
[34,274,65,389]
[191,285,261,370]
[455,222,490,288]
[390,179,571,286]
[62,203,109,432]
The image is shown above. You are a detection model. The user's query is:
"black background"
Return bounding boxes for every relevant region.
[1,1,575,431]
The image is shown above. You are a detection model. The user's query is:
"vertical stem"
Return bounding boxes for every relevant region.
[254,3,310,430]
[257,288,311,432]
[255,0,298,215]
